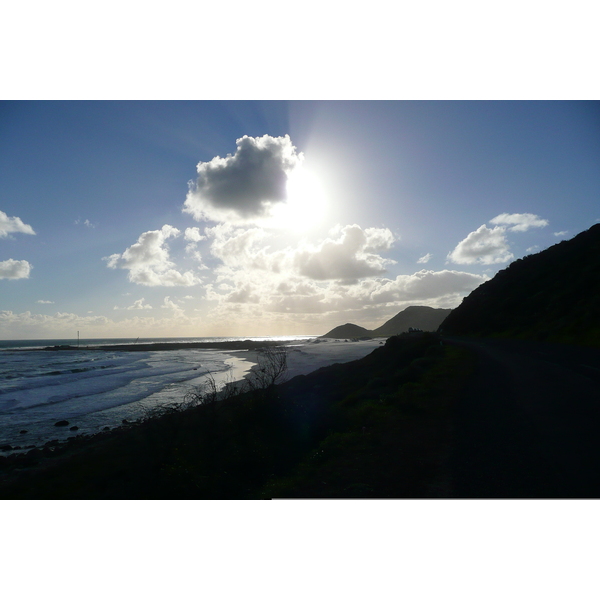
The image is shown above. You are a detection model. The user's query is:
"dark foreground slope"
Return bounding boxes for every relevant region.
[448,336,600,497]
[0,333,472,499]
[441,224,600,346]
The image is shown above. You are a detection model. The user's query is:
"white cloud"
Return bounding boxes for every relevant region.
[448,213,550,265]
[75,218,96,229]
[447,225,514,265]
[206,223,270,268]
[417,253,433,264]
[104,225,201,287]
[525,245,539,253]
[184,227,205,243]
[37,300,54,304]
[489,212,549,232]
[127,298,152,310]
[553,230,569,237]
[161,296,186,317]
[0,210,35,238]
[0,309,203,339]
[0,259,32,279]
[363,227,396,251]
[183,134,303,223]
[294,225,396,282]
[365,270,488,304]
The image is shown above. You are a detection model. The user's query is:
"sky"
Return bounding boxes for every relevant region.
[1,100,599,339]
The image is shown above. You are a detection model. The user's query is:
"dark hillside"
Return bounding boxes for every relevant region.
[440,224,600,346]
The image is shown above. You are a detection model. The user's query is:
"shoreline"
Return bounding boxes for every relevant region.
[36,339,303,353]
[0,338,384,454]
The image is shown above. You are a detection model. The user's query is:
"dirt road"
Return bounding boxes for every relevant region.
[445,337,600,497]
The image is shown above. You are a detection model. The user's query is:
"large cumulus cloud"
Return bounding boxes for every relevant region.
[183,134,303,223]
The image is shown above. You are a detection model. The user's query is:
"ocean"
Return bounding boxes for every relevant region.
[0,336,314,452]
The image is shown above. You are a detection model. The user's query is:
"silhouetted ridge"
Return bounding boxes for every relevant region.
[440,224,600,345]
[320,323,371,339]
[321,306,452,338]
[371,306,452,336]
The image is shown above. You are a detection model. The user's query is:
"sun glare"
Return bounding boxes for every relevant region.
[270,167,328,232]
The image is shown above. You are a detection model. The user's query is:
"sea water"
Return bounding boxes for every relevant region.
[0,336,312,451]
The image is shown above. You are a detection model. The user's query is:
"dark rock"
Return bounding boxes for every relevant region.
[122,419,129,424]
[103,426,110,431]
[54,420,69,427]
[44,439,60,447]
[19,430,28,434]
[69,426,79,431]
[0,444,13,452]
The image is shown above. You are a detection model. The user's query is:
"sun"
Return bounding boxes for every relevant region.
[269,166,328,232]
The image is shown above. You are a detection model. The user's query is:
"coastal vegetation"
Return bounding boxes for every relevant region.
[0,333,472,498]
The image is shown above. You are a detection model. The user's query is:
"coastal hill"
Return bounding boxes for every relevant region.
[320,323,372,339]
[371,306,452,336]
[321,305,452,338]
[440,223,600,346]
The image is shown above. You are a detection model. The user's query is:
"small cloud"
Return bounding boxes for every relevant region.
[184,227,205,243]
[161,296,186,316]
[0,211,35,238]
[525,245,539,253]
[0,259,32,279]
[553,230,569,237]
[37,300,54,304]
[417,253,433,264]
[489,213,549,232]
[75,218,96,228]
[183,295,194,300]
[447,225,513,265]
[127,298,152,310]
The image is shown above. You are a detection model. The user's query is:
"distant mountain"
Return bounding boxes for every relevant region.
[320,323,372,339]
[371,306,452,336]
[321,306,452,338]
[440,224,600,346]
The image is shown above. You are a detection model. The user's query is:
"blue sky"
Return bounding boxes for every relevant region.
[1,101,599,339]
